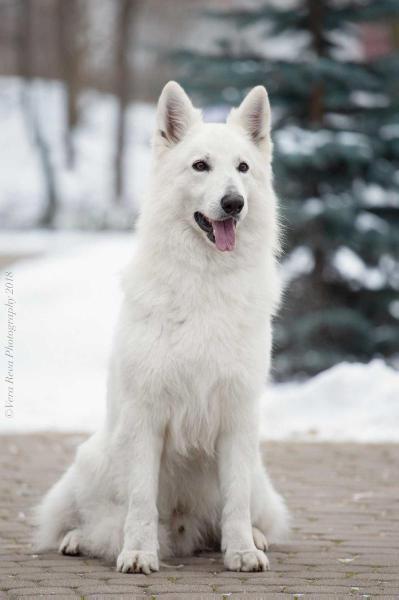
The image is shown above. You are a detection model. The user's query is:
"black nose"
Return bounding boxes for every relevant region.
[220,193,244,216]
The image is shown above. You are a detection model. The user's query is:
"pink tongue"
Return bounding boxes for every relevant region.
[211,218,236,251]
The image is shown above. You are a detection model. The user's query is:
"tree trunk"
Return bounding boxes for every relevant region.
[308,0,326,126]
[307,0,327,300]
[57,0,82,168]
[18,0,58,227]
[114,0,135,204]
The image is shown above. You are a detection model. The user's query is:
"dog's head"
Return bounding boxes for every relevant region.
[149,82,274,253]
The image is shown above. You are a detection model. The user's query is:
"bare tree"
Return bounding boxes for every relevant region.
[114,0,137,204]
[57,0,84,169]
[18,0,58,227]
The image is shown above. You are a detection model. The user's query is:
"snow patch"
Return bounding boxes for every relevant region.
[359,183,399,208]
[281,246,314,284]
[350,91,390,108]
[275,127,333,156]
[262,360,399,442]
[333,246,386,290]
[0,232,133,432]
[355,212,388,234]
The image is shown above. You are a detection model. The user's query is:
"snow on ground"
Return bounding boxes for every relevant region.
[262,360,399,442]
[0,232,133,432]
[1,231,398,441]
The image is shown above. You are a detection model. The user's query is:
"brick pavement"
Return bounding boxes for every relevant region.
[1,434,398,599]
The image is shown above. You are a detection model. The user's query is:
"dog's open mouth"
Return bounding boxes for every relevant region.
[194,212,237,252]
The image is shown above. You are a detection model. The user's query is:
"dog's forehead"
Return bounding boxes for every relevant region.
[185,123,252,159]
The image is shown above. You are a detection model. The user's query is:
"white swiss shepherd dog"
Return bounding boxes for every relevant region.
[36,82,289,574]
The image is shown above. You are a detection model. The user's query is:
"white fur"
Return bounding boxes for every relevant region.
[35,82,289,573]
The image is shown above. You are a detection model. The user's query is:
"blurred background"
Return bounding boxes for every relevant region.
[0,0,398,390]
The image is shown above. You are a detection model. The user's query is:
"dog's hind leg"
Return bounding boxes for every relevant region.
[35,465,79,552]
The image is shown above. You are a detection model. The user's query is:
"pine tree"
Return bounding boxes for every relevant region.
[175,0,399,379]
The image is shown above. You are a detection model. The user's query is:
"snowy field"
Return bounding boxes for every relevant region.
[1,231,398,442]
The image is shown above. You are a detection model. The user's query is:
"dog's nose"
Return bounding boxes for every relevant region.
[220,193,244,216]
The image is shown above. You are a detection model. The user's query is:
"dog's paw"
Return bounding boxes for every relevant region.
[59,529,81,556]
[224,548,269,572]
[252,526,268,551]
[116,550,159,574]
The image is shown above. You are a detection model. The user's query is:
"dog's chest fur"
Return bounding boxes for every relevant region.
[117,260,271,455]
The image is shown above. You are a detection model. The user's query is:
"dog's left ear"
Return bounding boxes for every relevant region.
[156,81,202,147]
[227,86,271,154]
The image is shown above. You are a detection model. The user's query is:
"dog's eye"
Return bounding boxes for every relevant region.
[238,162,249,173]
[192,160,209,172]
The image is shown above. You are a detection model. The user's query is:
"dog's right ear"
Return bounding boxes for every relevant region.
[156,81,201,146]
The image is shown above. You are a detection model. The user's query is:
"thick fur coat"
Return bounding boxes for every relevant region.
[36,82,289,573]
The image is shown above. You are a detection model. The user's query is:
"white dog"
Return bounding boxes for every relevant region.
[36,82,289,574]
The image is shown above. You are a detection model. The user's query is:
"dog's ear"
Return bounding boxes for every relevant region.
[227,86,271,154]
[156,81,201,146]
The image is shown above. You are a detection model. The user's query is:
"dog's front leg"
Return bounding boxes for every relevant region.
[116,418,163,575]
[218,427,269,572]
